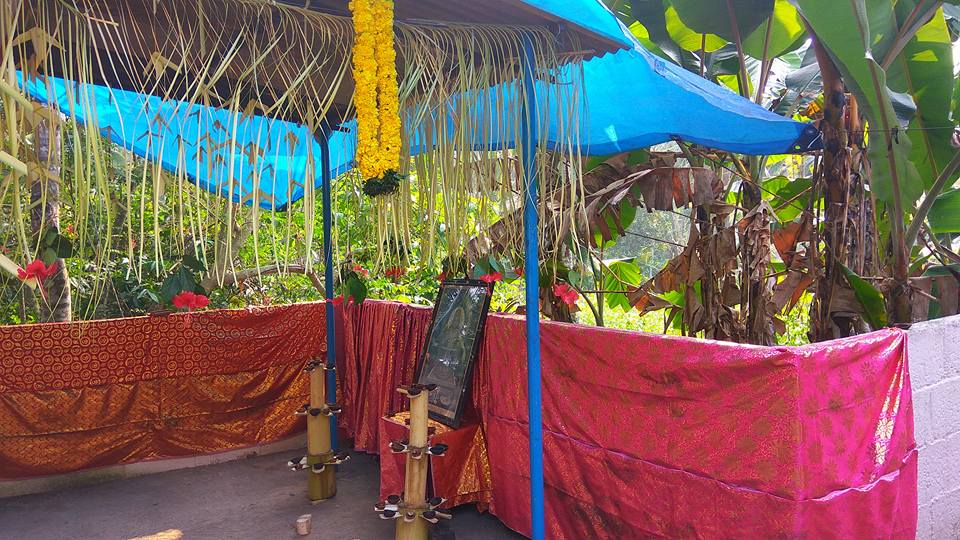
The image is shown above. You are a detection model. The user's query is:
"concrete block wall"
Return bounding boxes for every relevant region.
[909,315,960,540]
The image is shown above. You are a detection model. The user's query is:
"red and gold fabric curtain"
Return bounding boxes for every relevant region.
[1,298,915,538]
[340,300,916,539]
[339,300,432,452]
[0,303,325,478]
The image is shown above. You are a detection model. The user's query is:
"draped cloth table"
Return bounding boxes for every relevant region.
[378,412,493,510]
[340,300,917,539]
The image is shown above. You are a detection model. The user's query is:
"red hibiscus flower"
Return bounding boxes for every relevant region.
[172,291,210,311]
[552,283,579,307]
[479,272,502,284]
[18,259,58,282]
[331,295,345,306]
[353,264,369,278]
[385,267,406,282]
[172,291,194,309]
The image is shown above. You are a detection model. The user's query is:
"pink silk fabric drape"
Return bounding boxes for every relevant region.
[340,300,916,539]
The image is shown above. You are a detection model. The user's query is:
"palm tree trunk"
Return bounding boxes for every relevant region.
[30,116,71,322]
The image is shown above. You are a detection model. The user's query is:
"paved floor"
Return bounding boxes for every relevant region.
[0,451,523,540]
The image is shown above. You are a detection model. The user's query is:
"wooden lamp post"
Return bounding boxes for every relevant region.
[289,358,349,501]
[376,383,451,539]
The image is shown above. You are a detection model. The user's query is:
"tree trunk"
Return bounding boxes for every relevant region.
[30,116,71,322]
[810,37,853,341]
[201,212,251,290]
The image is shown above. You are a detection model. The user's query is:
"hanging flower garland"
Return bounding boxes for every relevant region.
[350,0,403,198]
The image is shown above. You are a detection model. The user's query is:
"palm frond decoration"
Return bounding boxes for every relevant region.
[0,0,588,317]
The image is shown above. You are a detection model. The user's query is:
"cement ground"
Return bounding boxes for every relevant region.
[0,451,523,540]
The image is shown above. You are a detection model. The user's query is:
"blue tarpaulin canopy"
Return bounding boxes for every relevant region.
[520,0,634,49]
[18,3,816,210]
[406,44,818,159]
[19,73,356,210]
[566,46,820,155]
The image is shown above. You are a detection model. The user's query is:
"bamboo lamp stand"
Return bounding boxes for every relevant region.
[288,359,348,501]
[376,384,452,539]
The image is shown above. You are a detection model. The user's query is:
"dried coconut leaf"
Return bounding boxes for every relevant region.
[772,214,812,266]
[738,201,774,282]
[772,269,812,312]
[721,277,741,306]
[684,286,706,333]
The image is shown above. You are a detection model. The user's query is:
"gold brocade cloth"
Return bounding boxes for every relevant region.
[378,411,493,510]
[0,303,326,478]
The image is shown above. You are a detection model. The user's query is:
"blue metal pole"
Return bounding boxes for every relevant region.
[318,127,338,451]
[520,37,545,540]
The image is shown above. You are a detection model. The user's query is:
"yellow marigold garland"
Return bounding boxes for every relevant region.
[349,0,401,189]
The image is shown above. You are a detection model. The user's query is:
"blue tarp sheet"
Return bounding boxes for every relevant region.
[521,0,634,49]
[18,1,818,209]
[405,45,818,158]
[567,46,819,155]
[19,74,355,210]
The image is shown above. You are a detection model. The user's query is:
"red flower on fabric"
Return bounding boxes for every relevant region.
[172,291,210,311]
[479,272,502,284]
[552,283,579,307]
[331,296,345,306]
[353,264,369,278]
[17,259,57,282]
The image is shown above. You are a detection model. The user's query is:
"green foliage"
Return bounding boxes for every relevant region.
[841,265,889,329]
[160,265,204,305]
[664,5,727,52]
[928,189,960,233]
[763,175,812,222]
[602,259,644,310]
[38,227,74,265]
[888,7,955,189]
[343,273,368,304]
[670,0,773,44]
[741,0,805,58]
[777,293,812,346]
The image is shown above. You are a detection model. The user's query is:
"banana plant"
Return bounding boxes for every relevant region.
[607,0,960,333]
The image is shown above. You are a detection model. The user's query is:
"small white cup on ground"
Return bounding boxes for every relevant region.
[296,514,312,536]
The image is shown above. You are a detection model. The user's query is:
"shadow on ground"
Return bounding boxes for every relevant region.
[0,451,523,540]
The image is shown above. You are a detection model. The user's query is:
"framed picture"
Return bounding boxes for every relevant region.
[415,279,493,428]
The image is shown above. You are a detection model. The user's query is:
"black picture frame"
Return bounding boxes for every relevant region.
[414,279,493,428]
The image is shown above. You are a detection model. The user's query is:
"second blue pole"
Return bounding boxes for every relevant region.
[319,128,338,452]
[520,37,545,540]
